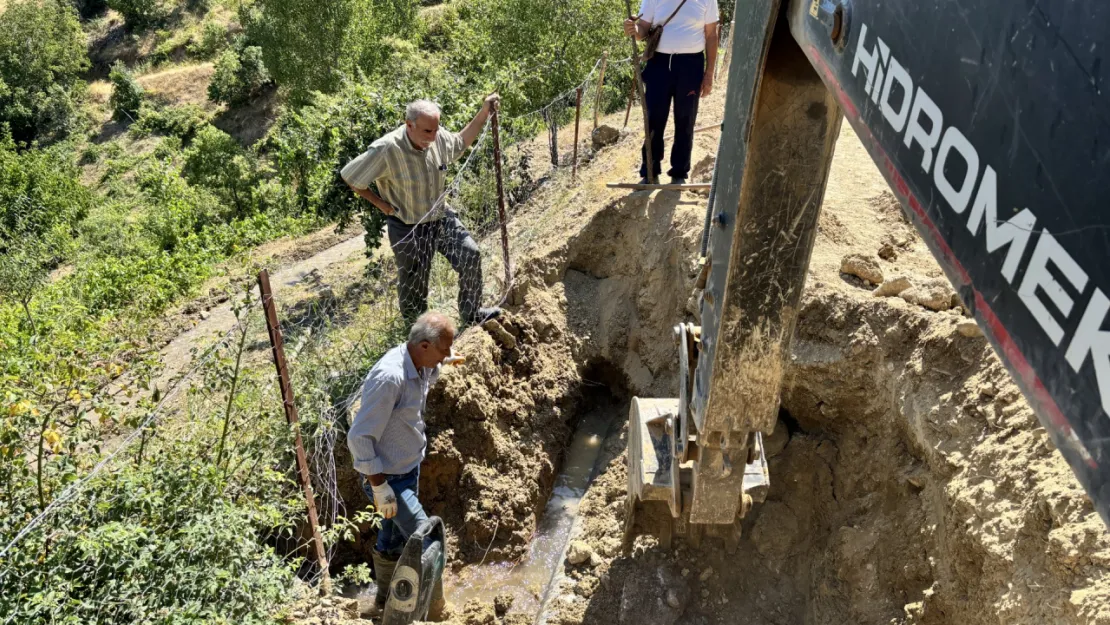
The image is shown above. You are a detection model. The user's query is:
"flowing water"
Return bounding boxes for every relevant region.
[443,408,612,618]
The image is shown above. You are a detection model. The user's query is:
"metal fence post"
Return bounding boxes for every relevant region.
[258,270,331,595]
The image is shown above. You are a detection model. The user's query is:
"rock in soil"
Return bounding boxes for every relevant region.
[839,253,884,285]
[493,593,513,617]
[873,275,912,297]
[567,540,595,566]
[957,320,983,337]
[900,278,956,311]
[591,125,622,150]
[877,242,898,260]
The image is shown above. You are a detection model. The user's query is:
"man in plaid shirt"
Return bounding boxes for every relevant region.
[342,94,502,325]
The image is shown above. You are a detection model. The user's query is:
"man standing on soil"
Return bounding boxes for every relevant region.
[347,311,456,619]
[624,0,719,184]
[341,96,502,326]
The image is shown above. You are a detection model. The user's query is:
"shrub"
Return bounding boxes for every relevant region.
[133,103,211,143]
[108,62,144,122]
[183,125,266,217]
[188,19,231,58]
[107,0,170,29]
[0,135,91,249]
[0,0,90,145]
[208,45,272,106]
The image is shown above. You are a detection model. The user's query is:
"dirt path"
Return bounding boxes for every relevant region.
[153,233,369,390]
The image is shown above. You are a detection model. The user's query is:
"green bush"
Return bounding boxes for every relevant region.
[183,125,267,217]
[188,19,231,58]
[133,103,211,143]
[107,0,170,29]
[0,135,91,249]
[108,62,144,122]
[208,45,272,106]
[0,0,90,145]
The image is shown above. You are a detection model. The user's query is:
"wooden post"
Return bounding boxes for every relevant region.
[573,86,582,180]
[258,270,331,596]
[622,0,656,183]
[546,109,559,167]
[623,76,635,128]
[594,51,609,131]
[490,103,513,291]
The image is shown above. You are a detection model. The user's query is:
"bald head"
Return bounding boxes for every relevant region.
[407,311,456,369]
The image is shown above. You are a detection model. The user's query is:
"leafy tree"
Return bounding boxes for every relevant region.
[0,0,90,145]
[183,125,266,217]
[245,0,417,97]
[107,0,170,29]
[208,45,272,106]
[108,62,144,122]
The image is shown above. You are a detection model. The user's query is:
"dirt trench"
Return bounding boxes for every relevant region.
[330,121,1110,625]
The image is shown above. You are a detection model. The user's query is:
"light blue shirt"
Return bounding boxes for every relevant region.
[347,344,440,476]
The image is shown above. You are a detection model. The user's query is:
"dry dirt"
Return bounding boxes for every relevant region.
[318,86,1110,625]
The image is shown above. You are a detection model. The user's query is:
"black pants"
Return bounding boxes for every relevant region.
[640,51,705,180]
[386,211,482,323]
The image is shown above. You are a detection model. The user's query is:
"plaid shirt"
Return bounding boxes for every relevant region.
[340,124,466,225]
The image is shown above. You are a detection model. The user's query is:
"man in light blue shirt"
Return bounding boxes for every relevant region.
[347,311,456,619]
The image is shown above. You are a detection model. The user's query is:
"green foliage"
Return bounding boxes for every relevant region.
[0,0,90,145]
[245,0,417,97]
[183,125,267,217]
[109,62,145,122]
[133,103,211,143]
[0,136,91,249]
[0,227,51,333]
[188,18,231,58]
[208,45,273,106]
[107,0,170,29]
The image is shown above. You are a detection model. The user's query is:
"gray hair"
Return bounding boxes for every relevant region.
[408,311,455,346]
[405,99,441,123]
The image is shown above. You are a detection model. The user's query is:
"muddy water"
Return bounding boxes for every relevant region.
[444,408,612,618]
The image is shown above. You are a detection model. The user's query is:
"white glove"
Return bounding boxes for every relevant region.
[371,480,398,519]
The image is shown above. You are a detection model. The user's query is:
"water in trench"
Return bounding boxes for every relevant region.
[443,405,615,618]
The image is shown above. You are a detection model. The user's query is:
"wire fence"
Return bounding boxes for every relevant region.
[0,50,635,624]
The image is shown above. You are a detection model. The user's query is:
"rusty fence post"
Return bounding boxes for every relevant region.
[258,269,331,596]
[622,0,655,183]
[490,103,513,292]
[594,51,609,131]
[573,86,583,180]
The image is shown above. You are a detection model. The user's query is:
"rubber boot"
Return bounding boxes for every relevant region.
[426,575,452,622]
[361,551,397,618]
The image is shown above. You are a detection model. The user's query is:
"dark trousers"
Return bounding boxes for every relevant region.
[640,51,706,180]
[386,210,482,323]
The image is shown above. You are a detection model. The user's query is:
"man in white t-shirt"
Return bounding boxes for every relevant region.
[624,0,719,184]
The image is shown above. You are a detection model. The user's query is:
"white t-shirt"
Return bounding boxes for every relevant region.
[639,0,720,55]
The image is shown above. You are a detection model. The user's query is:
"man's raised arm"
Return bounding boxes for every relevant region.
[458,93,500,150]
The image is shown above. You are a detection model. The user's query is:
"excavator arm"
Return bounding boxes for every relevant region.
[625,0,1110,550]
